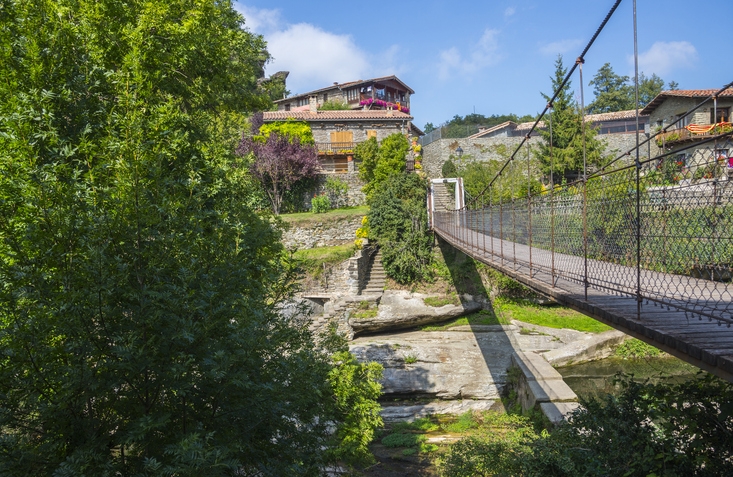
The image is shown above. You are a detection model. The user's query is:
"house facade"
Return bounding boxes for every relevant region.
[640,89,733,175]
[263,99,423,207]
[274,75,414,114]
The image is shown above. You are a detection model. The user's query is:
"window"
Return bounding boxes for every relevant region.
[323,93,328,103]
[367,130,377,139]
[284,104,290,111]
[712,107,730,123]
[673,114,689,128]
[346,88,359,102]
[297,97,308,107]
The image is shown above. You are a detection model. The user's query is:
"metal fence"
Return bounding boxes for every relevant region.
[433,133,733,324]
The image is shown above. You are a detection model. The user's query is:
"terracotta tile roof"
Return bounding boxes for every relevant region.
[273,75,415,103]
[263,110,414,121]
[516,120,544,131]
[641,88,733,115]
[586,109,647,122]
[466,121,516,138]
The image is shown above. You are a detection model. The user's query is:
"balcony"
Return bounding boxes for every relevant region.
[656,122,732,147]
[315,142,357,154]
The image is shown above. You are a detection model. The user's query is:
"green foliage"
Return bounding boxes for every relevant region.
[0,1,381,474]
[614,339,662,358]
[311,193,331,213]
[442,159,458,178]
[327,351,384,467]
[433,112,536,139]
[361,133,410,198]
[381,432,426,448]
[324,176,349,209]
[258,119,315,144]
[588,63,670,112]
[293,244,356,278]
[367,174,432,284]
[444,412,480,433]
[442,374,733,476]
[494,297,612,333]
[538,56,607,182]
[318,99,351,110]
[587,62,633,113]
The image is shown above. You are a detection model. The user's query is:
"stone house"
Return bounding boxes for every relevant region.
[263,101,423,207]
[274,75,414,114]
[640,88,733,176]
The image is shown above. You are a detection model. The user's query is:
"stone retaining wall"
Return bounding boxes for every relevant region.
[281,215,362,249]
[422,133,657,179]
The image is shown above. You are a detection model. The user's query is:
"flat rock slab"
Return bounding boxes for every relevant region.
[349,290,482,335]
[380,399,502,422]
[350,328,518,400]
[542,329,629,366]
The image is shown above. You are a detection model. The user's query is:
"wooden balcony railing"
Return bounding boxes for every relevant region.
[657,123,732,146]
[315,142,358,154]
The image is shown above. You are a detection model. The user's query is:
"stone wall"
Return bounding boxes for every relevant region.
[310,120,410,144]
[422,133,660,179]
[310,172,366,208]
[281,214,362,249]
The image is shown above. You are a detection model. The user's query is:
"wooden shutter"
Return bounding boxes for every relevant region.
[330,131,353,143]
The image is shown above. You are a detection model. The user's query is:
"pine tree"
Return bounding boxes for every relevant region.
[537,56,606,183]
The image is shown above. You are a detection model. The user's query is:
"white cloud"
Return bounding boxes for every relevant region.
[538,39,583,57]
[234,5,375,95]
[266,24,370,94]
[236,4,282,34]
[437,29,502,80]
[634,41,698,76]
[504,7,516,18]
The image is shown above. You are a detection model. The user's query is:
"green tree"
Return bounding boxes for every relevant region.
[537,56,606,183]
[258,119,316,144]
[318,99,351,110]
[636,72,665,108]
[358,133,410,198]
[424,122,436,133]
[587,63,633,113]
[0,1,381,474]
[368,174,432,284]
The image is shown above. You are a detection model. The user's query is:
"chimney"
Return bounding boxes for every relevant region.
[309,95,317,114]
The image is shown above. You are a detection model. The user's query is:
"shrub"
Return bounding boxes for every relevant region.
[311,194,331,213]
[368,173,432,284]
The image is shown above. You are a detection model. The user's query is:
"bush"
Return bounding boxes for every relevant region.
[367,173,432,284]
[311,194,331,213]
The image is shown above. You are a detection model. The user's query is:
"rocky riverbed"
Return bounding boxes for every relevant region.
[349,312,627,421]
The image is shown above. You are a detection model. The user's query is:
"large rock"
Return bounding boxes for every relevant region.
[349,290,483,334]
[350,327,518,400]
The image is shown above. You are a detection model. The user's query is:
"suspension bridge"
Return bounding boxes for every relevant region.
[426,0,733,381]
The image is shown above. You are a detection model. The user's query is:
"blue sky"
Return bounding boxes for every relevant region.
[234,1,732,130]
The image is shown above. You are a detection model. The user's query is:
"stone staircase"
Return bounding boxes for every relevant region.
[360,249,386,295]
[432,182,457,210]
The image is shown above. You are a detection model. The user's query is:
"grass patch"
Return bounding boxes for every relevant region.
[421,309,508,331]
[443,411,480,433]
[280,205,368,226]
[614,338,663,358]
[352,309,378,319]
[381,432,426,448]
[404,354,418,364]
[494,297,612,333]
[423,295,461,307]
[292,244,356,277]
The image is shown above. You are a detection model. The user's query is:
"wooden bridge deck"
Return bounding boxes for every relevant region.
[435,226,733,382]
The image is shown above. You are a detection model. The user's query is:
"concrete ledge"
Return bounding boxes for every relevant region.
[511,351,579,422]
[540,402,582,425]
